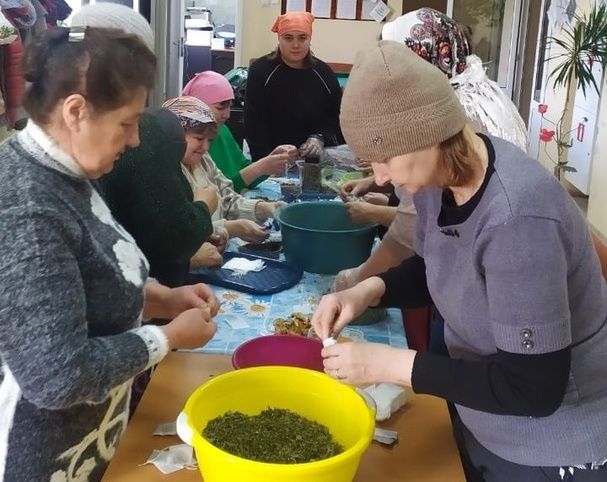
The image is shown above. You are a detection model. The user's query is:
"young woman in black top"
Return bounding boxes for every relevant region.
[244,12,345,161]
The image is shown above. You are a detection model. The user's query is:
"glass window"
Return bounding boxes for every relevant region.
[451,0,507,81]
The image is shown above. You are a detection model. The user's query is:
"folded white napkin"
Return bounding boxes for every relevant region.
[222,257,266,276]
[364,383,407,421]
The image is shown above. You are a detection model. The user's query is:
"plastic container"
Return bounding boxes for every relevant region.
[177,366,375,482]
[275,201,377,274]
[188,252,303,295]
[232,335,324,371]
[350,307,387,325]
[302,156,322,192]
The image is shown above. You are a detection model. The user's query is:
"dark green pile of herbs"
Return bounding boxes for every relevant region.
[202,408,344,464]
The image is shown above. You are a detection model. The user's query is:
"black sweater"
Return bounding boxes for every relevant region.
[98,109,212,287]
[244,54,345,161]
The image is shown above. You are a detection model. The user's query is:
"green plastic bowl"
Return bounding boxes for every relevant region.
[276,201,377,274]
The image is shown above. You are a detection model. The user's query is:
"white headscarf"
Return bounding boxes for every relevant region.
[451,55,529,151]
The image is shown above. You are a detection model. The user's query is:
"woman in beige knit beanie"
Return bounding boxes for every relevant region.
[313,40,607,482]
[339,40,472,189]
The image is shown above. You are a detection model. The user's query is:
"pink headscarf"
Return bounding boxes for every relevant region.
[182,71,234,105]
[271,11,314,36]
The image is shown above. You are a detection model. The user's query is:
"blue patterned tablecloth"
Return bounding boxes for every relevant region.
[190,271,407,355]
[186,179,407,355]
[243,178,282,200]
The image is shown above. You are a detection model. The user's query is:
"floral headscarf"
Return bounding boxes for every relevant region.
[161,96,215,131]
[381,8,470,79]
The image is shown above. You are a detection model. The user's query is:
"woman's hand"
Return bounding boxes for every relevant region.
[299,136,324,158]
[209,225,229,253]
[340,177,375,200]
[271,144,298,159]
[322,343,415,386]
[190,242,223,268]
[165,283,220,318]
[362,192,389,206]
[258,152,291,176]
[255,201,285,221]
[225,219,269,243]
[311,277,386,340]
[143,281,220,320]
[194,186,218,214]
[240,145,298,185]
[346,202,397,227]
[161,307,217,350]
[145,282,220,320]
[345,201,380,225]
[332,266,362,292]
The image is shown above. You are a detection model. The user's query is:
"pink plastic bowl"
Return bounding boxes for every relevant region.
[231,335,324,372]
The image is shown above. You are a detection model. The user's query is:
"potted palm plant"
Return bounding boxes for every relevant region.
[541,2,607,179]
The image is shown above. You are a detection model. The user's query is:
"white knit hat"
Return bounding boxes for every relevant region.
[71,3,154,52]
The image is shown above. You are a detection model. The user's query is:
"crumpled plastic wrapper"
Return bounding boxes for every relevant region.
[152,422,177,436]
[141,444,197,474]
[373,427,399,445]
[323,145,358,171]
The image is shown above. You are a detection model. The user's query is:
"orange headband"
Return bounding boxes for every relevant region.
[271,12,314,36]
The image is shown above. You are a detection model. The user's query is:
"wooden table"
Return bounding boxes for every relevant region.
[102,353,465,482]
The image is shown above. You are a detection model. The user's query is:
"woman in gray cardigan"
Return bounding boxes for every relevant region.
[0,26,218,481]
[313,41,607,481]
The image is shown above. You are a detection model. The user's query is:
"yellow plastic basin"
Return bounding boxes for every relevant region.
[177,366,375,482]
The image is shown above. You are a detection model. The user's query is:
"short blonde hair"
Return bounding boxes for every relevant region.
[435,130,480,187]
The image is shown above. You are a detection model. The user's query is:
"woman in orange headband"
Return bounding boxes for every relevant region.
[245,12,345,162]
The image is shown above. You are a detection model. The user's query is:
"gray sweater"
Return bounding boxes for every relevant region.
[0,123,169,481]
[413,136,607,466]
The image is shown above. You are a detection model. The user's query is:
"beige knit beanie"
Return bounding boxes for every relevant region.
[340,40,467,162]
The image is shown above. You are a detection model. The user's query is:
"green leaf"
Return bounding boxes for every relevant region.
[548,3,607,96]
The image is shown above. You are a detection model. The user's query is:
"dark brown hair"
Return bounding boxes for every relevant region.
[22,27,156,125]
[267,47,315,68]
[435,129,480,187]
[187,122,218,139]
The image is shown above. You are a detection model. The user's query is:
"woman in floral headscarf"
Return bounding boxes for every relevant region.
[383,7,470,78]
[382,7,528,149]
[162,96,284,254]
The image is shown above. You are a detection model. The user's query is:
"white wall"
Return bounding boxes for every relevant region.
[193,0,236,27]
[533,0,607,238]
[587,73,607,236]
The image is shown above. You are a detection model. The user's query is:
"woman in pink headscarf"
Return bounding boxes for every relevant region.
[244,12,345,162]
[183,70,297,192]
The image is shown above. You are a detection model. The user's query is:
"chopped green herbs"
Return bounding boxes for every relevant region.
[202,408,344,464]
